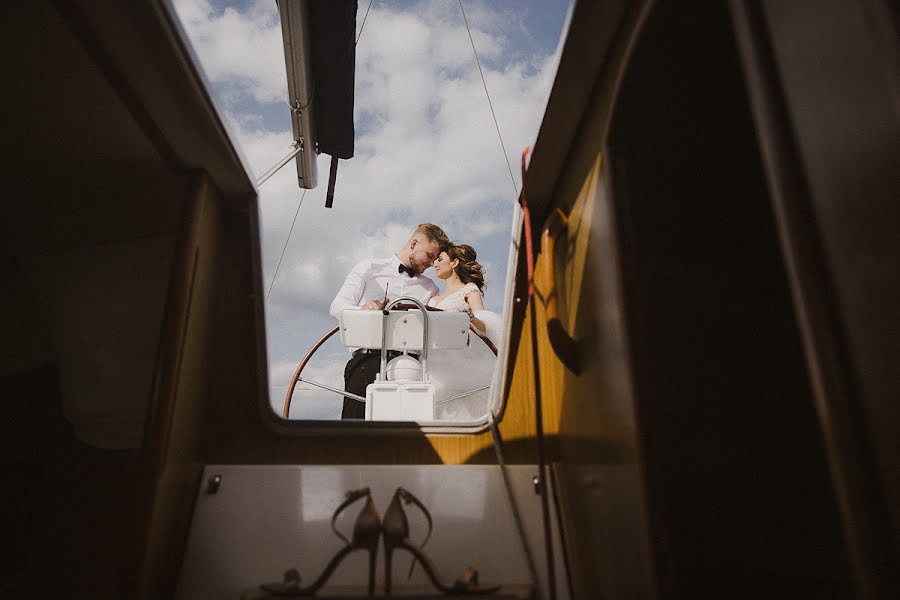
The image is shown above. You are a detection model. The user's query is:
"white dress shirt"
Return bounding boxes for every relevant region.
[329,254,439,320]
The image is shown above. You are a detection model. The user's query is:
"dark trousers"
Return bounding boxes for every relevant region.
[341,350,380,419]
[341,349,421,420]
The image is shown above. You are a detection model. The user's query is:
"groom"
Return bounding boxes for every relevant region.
[330,223,450,419]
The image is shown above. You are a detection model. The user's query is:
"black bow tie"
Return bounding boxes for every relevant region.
[398,263,413,276]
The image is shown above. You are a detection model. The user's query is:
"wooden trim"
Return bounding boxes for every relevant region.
[134,171,209,598]
[141,173,205,482]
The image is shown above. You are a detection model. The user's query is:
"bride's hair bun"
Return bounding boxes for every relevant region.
[448,243,485,289]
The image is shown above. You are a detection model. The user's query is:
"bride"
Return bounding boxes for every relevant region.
[428,243,502,420]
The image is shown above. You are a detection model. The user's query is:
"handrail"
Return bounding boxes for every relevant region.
[282,325,340,418]
[542,207,584,374]
[380,297,429,380]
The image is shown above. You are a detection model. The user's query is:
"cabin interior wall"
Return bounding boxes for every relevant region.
[20,235,177,449]
[1,364,145,599]
[604,1,854,597]
[737,1,900,590]
[3,0,183,450]
[2,3,191,597]
[0,260,53,378]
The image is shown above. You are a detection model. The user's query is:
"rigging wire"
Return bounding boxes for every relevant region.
[488,410,541,592]
[458,0,519,197]
[520,147,558,600]
[454,27,547,595]
[266,188,307,301]
[356,0,375,45]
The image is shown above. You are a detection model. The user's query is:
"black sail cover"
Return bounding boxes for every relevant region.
[308,0,356,160]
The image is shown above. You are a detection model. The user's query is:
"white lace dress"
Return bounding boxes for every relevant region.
[427,283,499,421]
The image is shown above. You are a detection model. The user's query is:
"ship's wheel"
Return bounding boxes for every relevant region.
[281,317,497,419]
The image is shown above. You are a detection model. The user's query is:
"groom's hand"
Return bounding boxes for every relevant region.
[361,299,385,310]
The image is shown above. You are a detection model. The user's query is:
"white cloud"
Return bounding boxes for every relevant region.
[175,0,286,104]
[172,0,568,411]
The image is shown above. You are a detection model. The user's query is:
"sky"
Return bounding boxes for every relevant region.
[171,0,572,418]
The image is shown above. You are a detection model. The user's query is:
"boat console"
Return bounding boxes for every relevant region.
[339,297,470,420]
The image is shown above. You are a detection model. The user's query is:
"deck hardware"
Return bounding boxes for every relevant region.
[532,475,541,495]
[256,141,303,187]
[207,474,222,494]
[542,207,597,375]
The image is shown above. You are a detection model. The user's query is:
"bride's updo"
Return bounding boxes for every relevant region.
[447,243,485,289]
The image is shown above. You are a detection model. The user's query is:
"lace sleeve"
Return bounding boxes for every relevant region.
[463,283,482,317]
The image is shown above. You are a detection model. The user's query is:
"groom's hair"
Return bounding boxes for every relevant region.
[414,223,450,249]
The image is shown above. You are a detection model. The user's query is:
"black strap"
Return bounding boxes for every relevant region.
[330,487,369,545]
[325,155,339,208]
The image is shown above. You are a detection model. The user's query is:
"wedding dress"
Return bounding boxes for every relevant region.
[427,283,501,421]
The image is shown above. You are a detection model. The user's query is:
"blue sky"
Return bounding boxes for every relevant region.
[172,0,572,418]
